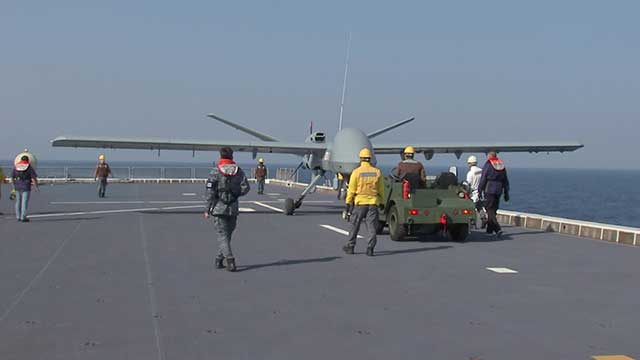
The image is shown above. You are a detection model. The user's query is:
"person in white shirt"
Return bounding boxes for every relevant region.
[465,155,486,229]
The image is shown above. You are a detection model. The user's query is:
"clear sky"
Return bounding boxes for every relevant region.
[1,0,638,169]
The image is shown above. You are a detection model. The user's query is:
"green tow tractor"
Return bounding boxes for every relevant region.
[376,169,475,242]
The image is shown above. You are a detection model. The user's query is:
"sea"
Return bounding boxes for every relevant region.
[2,160,639,229]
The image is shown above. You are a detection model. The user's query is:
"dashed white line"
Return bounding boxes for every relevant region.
[319,224,362,238]
[252,201,284,213]
[181,193,196,196]
[486,267,518,274]
[266,193,281,196]
[239,207,256,212]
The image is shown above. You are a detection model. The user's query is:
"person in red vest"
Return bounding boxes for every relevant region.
[478,151,510,238]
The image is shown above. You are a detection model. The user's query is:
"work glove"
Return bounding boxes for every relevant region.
[503,192,510,202]
[342,204,353,222]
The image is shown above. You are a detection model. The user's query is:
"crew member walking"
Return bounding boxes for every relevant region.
[255,158,267,195]
[478,151,510,238]
[204,147,250,271]
[343,148,384,256]
[12,156,38,222]
[94,154,111,198]
[336,172,345,200]
[465,155,486,229]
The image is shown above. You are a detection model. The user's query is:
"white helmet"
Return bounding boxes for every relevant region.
[467,155,477,164]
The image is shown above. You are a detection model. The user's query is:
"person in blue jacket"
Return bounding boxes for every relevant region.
[478,151,510,238]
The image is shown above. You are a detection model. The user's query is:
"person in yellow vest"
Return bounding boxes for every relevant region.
[343,148,384,256]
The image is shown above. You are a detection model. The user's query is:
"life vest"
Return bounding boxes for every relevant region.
[488,157,505,171]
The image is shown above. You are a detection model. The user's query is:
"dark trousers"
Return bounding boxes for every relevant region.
[484,194,502,234]
[336,179,344,200]
[257,178,265,194]
[347,205,378,249]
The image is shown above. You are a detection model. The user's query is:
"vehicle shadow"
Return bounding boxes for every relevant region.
[373,245,453,257]
[237,256,342,273]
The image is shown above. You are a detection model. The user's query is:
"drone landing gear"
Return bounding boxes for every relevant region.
[284,172,325,215]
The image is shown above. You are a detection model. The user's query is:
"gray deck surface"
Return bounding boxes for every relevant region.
[0,182,638,359]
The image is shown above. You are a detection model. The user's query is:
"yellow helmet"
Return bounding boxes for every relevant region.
[403,146,415,154]
[258,158,264,163]
[98,154,106,161]
[359,148,372,158]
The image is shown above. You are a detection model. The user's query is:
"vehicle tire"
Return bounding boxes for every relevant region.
[284,198,295,216]
[375,221,386,235]
[448,224,469,242]
[387,205,407,241]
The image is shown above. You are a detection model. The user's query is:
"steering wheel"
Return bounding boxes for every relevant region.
[388,167,401,182]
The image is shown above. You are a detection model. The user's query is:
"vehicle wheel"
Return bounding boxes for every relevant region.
[387,205,407,241]
[448,224,469,242]
[375,221,386,235]
[284,198,295,215]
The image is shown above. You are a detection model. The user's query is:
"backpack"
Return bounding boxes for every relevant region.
[217,173,239,205]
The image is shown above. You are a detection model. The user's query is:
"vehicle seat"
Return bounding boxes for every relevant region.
[434,172,458,189]
[402,172,424,190]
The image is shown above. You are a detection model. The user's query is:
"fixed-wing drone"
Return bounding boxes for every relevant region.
[51,114,582,215]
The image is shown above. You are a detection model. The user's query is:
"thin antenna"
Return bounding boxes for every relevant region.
[338,32,352,131]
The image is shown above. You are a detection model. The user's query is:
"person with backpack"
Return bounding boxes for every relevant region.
[11,155,39,222]
[254,158,267,195]
[204,147,250,272]
[478,151,510,238]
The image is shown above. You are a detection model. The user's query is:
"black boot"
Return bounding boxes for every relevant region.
[215,257,224,269]
[342,245,354,255]
[226,258,237,272]
[366,247,374,256]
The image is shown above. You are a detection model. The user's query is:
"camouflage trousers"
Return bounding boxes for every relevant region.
[212,215,238,259]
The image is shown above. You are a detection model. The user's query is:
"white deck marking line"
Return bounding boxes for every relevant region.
[181,193,196,196]
[138,215,165,360]
[239,207,256,212]
[486,267,518,274]
[0,221,83,323]
[50,201,146,205]
[319,224,363,238]
[29,205,205,218]
[252,201,284,213]
[266,193,281,196]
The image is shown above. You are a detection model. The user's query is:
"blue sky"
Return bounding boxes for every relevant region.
[0,1,638,169]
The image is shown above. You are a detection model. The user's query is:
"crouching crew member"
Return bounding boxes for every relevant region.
[204,147,250,272]
[478,151,510,238]
[343,148,384,256]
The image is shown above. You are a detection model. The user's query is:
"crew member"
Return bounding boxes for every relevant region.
[12,156,38,222]
[478,151,510,238]
[465,155,486,229]
[336,172,345,200]
[396,146,426,187]
[94,154,112,198]
[343,148,384,256]
[204,147,250,272]
[255,158,267,195]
